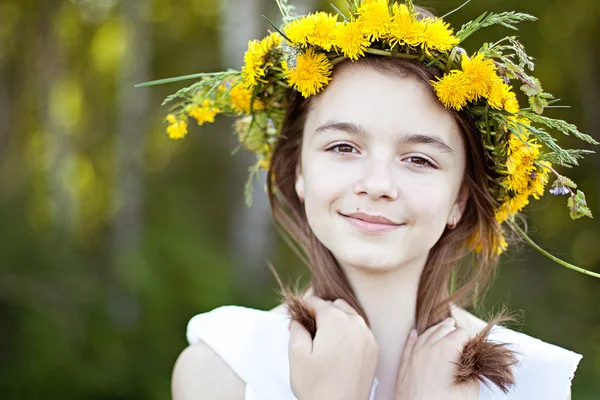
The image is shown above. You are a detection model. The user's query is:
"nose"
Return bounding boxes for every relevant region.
[353,160,399,201]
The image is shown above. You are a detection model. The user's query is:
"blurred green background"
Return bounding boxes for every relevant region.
[0,0,599,398]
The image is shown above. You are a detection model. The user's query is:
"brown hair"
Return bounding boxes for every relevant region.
[266,8,517,393]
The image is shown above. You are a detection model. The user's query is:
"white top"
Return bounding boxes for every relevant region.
[186,305,581,400]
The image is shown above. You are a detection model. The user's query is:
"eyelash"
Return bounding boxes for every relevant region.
[325,143,436,169]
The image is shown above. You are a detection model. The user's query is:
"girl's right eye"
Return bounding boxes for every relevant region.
[326,143,358,155]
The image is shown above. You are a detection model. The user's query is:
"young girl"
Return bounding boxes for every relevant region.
[142,1,596,399]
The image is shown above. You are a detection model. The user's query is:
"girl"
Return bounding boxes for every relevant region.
[142,1,595,399]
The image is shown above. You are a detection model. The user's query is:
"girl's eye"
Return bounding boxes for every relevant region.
[327,143,358,154]
[405,156,435,169]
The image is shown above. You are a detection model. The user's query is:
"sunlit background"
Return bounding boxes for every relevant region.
[1,0,599,398]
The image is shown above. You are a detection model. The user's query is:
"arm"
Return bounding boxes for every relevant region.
[172,342,246,400]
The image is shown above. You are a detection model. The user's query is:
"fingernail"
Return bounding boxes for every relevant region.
[326,300,333,304]
[409,329,417,338]
[443,317,454,324]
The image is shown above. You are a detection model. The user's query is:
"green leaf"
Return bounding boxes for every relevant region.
[330,3,349,21]
[528,95,545,115]
[519,111,599,145]
[560,176,577,189]
[275,0,299,24]
[520,77,543,97]
[262,15,292,43]
[538,149,593,167]
[440,0,472,20]
[244,160,263,207]
[456,11,537,42]
[567,190,593,219]
[136,71,231,88]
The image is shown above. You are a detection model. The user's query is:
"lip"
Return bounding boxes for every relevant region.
[340,212,404,234]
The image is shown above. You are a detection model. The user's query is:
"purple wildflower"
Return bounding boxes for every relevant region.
[550,186,570,195]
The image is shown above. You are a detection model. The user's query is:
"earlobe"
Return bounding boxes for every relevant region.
[449,185,469,226]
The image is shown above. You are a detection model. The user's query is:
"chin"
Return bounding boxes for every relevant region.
[336,250,406,272]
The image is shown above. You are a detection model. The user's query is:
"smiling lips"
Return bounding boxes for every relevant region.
[340,211,404,234]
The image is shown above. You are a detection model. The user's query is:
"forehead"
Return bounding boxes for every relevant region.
[304,64,464,150]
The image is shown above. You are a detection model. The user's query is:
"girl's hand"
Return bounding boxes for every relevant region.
[395,318,479,400]
[288,296,379,400]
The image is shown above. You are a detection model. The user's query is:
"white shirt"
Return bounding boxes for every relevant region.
[186,305,581,400]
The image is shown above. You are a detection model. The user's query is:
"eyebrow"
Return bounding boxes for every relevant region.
[314,121,454,154]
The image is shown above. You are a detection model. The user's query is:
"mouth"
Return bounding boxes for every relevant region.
[339,212,404,234]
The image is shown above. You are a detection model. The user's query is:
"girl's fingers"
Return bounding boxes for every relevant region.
[443,326,471,346]
[331,298,359,315]
[288,320,314,358]
[415,318,455,349]
[398,329,418,378]
[426,323,457,345]
[303,295,330,311]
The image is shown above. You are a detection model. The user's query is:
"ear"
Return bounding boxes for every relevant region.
[449,183,469,225]
[295,163,305,202]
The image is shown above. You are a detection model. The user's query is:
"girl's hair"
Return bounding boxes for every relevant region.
[265,7,517,393]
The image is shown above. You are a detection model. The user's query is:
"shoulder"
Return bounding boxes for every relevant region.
[172,342,245,400]
[451,306,581,400]
[180,304,295,399]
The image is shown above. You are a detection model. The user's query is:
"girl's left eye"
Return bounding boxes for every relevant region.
[404,156,435,169]
[326,143,358,154]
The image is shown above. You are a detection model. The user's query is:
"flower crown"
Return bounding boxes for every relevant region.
[139,0,599,278]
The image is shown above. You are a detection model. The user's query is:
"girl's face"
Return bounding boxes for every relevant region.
[295,64,468,271]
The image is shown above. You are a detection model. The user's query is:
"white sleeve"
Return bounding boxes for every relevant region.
[186,305,296,400]
[244,385,258,400]
[479,326,582,400]
[187,305,380,400]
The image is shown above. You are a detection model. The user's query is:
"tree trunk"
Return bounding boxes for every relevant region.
[36,4,75,231]
[221,0,273,295]
[109,0,151,328]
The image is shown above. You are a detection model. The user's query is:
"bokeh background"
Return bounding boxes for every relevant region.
[1,0,599,398]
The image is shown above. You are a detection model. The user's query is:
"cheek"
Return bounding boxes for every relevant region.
[403,176,454,224]
[303,157,352,209]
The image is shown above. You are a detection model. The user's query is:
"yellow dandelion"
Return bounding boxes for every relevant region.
[419,18,460,52]
[504,93,520,113]
[487,79,513,110]
[306,12,339,51]
[505,134,540,174]
[388,3,427,48]
[166,114,188,140]
[259,147,272,170]
[259,158,271,170]
[283,48,333,97]
[333,21,371,61]
[260,31,283,52]
[502,134,541,193]
[284,16,314,47]
[186,99,220,126]
[229,84,265,113]
[493,232,509,256]
[530,161,552,199]
[241,32,282,88]
[241,42,267,87]
[470,228,508,256]
[461,53,497,100]
[358,0,392,41]
[495,192,530,223]
[431,70,471,110]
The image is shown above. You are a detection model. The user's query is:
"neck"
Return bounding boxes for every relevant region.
[338,254,427,398]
